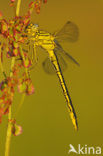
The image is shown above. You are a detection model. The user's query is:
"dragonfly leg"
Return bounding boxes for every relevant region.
[28,44,38,71]
[33,44,38,64]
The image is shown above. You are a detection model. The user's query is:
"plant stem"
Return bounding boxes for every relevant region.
[5,0,21,156]
[5,58,16,156]
[4,107,12,156]
[16,0,21,16]
[0,44,6,78]
[14,93,26,118]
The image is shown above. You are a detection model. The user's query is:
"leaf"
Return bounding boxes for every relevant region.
[12,122,22,136]
[43,0,47,3]
[26,82,34,95]
[0,11,3,20]
[23,58,32,68]
[18,83,26,93]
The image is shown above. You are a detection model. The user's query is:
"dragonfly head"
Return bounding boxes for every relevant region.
[25,23,39,36]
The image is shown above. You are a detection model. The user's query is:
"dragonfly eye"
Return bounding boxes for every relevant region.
[33,24,39,28]
[25,23,39,34]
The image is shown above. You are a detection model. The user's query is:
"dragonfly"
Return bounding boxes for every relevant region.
[24,21,79,130]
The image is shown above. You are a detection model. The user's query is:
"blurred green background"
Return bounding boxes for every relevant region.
[0,0,103,155]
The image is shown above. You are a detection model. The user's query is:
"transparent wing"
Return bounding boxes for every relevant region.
[42,41,79,75]
[42,53,67,75]
[55,21,79,42]
[54,39,80,66]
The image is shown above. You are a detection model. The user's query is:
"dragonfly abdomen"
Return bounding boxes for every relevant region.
[49,50,78,130]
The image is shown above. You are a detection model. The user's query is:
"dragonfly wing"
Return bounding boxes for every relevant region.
[42,57,55,74]
[54,40,80,66]
[55,21,79,42]
[42,53,67,74]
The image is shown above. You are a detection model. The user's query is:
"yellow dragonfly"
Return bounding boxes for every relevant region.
[25,21,79,130]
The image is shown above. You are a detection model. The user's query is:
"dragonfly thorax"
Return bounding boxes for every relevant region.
[35,30,55,51]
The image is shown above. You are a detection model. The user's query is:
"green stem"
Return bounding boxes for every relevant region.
[19,46,29,76]
[16,0,21,16]
[5,57,15,156]
[5,0,22,156]
[0,44,6,78]
[14,93,26,118]
[4,108,12,156]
